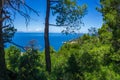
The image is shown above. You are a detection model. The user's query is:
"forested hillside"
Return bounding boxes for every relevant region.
[0,0,120,80]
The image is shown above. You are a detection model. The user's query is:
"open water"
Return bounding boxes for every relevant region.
[6,33,83,51]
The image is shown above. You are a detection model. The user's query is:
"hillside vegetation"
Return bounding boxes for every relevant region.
[2,0,120,80]
[5,26,120,79]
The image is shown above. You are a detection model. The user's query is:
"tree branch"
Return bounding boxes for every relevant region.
[0,24,10,29]
[23,2,39,16]
[6,0,39,26]
[8,41,25,51]
[49,23,68,27]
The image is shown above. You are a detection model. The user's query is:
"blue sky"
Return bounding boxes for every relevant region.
[14,0,103,33]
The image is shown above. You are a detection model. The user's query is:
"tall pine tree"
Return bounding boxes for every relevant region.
[44,0,87,73]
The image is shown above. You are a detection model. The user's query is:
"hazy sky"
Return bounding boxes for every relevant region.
[14,0,103,33]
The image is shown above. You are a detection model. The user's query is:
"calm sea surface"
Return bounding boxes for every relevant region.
[6,33,83,51]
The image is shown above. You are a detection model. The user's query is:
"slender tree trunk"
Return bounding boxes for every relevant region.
[0,0,7,79]
[44,0,51,73]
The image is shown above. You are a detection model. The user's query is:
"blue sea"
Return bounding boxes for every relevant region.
[6,33,83,51]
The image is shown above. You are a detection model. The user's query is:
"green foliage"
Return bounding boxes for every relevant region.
[99,0,120,51]
[66,54,79,74]
[80,52,99,73]
[3,26,17,43]
[3,0,120,80]
[98,0,120,77]
[57,30,120,79]
[64,53,83,80]
[98,24,112,44]
[5,31,120,80]
[51,0,87,33]
[18,50,40,80]
[84,66,120,80]
[5,46,48,80]
[5,46,21,72]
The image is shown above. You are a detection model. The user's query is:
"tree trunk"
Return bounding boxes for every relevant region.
[44,0,51,73]
[0,0,7,80]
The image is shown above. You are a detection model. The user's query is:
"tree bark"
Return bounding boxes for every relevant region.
[44,0,51,73]
[0,0,7,79]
